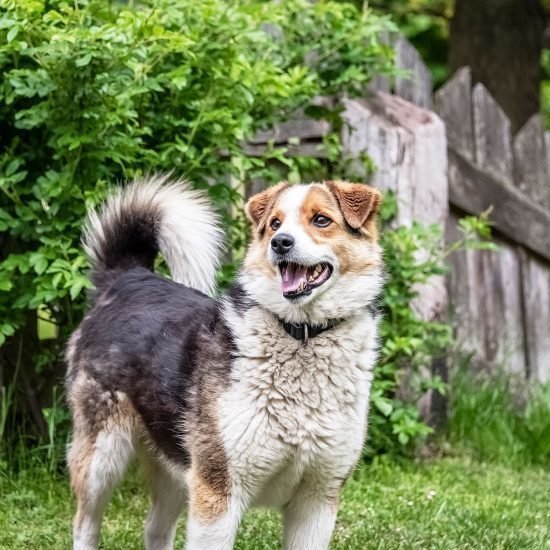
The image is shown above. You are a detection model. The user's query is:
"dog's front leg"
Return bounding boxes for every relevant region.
[282,480,341,550]
[185,469,244,550]
[185,499,243,550]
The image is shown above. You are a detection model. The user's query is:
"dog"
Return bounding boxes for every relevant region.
[65,175,383,550]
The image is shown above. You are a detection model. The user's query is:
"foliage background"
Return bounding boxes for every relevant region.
[0,0,496,472]
[1,0,405,467]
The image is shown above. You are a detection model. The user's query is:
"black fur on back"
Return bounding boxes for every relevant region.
[69,268,236,465]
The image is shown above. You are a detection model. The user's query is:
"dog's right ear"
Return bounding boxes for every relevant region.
[246,182,288,229]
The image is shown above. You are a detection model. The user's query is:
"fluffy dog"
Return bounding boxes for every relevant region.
[65,175,383,550]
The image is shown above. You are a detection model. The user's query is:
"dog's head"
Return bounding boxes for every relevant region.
[240,181,384,324]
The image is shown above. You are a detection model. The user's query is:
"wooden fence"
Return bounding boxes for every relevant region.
[436,68,550,382]
[248,34,550,384]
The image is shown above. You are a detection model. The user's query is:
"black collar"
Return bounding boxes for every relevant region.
[279,319,342,342]
[278,304,378,343]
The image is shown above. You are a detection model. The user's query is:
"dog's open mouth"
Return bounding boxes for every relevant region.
[279,262,333,299]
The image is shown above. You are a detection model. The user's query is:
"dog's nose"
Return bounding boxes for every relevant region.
[271,233,295,255]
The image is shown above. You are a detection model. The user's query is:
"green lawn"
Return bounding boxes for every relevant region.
[1,457,549,549]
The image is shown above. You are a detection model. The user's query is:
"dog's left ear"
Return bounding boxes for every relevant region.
[325,180,381,231]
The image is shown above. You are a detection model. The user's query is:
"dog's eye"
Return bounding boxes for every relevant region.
[270,218,281,231]
[312,214,332,228]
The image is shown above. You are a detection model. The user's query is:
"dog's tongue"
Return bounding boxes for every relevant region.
[281,264,308,293]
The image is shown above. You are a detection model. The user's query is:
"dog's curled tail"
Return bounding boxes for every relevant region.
[83,175,224,295]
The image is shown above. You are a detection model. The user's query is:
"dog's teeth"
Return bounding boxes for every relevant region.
[308,276,314,283]
[314,264,322,274]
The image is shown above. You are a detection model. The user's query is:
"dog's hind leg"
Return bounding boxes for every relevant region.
[67,388,137,550]
[143,457,187,550]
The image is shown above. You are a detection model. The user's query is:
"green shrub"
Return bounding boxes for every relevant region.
[0,0,491,469]
[0,0,395,464]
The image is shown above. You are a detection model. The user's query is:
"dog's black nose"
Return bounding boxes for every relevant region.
[271,233,295,255]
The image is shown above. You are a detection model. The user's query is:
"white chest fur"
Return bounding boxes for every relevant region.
[218,305,379,506]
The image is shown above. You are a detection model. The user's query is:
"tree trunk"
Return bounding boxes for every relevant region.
[449,0,545,134]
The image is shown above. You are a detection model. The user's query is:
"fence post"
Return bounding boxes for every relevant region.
[342,91,448,423]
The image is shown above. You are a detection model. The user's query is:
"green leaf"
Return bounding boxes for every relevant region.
[75,53,93,67]
[374,396,394,417]
[0,276,12,291]
[6,25,18,43]
[398,432,410,446]
[34,257,48,275]
[69,280,86,301]
[1,323,15,336]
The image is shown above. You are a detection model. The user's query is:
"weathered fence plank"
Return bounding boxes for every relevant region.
[368,31,392,94]
[448,150,550,262]
[394,35,433,110]
[447,211,526,376]
[514,114,550,208]
[341,94,415,224]
[249,97,333,145]
[439,66,550,381]
[472,83,514,185]
[242,141,326,158]
[435,67,475,162]
[342,91,448,421]
[490,243,527,375]
[520,251,550,382]
[446,211,485,361]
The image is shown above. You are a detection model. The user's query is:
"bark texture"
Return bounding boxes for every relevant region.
[449,0,545,134]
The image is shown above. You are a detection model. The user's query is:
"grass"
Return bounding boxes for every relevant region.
[1,457,549,549]
[447,368,550,467]
[2,368,549,548]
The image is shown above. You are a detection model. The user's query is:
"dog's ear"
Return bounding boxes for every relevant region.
[246,182,288,229]
[325,180,381,231]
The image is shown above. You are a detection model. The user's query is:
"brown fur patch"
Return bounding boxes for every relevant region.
[299,185,345,244]
[185,327,231,522]
[325,180,381,234]
[245,182,288,230]
[67,371,139,509]
[189,466,229,521]
[67,432,95,508]
[68,371,138,438]
[299,184,382,275]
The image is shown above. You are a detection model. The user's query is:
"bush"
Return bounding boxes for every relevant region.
[0,0,489,469]
[0,0,395,464]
